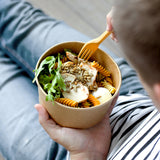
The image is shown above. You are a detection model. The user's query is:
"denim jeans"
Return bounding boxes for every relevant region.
[0,0,146,159]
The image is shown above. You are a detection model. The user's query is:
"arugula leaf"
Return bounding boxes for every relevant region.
[56,53,66,91]
[64,48,72,53]
[45,76,57,101]
[39,74,54,86]
[32,54,66,103]
[56,71,66,91]
[32,56,56,83]
[57,53,62,70]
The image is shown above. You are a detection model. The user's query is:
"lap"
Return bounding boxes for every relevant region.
[0,51,67,160]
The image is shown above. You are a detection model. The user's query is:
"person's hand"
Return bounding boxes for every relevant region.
[34,94,119,160]
[106,7,118,42]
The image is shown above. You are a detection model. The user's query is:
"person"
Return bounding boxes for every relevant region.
[0,0,159,159]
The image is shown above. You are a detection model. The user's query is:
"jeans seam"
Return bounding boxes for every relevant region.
[0,36,34,77]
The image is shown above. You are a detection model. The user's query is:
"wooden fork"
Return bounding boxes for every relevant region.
[78,30,111,60]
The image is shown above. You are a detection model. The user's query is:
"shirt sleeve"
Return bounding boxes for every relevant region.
[66,151,70,160]
[108,93,160,160]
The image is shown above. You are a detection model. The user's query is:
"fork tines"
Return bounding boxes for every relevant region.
[78,48,93,60]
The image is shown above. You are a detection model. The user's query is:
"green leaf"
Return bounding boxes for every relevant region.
[32,54,66,102]
[32,56,56,83]
[46,90,54,101]
[39,74,54,86]
[56,71,66,91]
[64,48,72,53]
[57,53,62,70]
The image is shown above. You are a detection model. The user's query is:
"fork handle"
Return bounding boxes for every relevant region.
[95,30,111,44]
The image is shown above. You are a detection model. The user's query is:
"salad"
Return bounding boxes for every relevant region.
[33,49,116,108]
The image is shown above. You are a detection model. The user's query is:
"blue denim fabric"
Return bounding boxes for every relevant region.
[0,0,146,159]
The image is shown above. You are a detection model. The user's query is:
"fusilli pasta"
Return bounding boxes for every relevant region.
[88,94,100,106]
[55,98,78,107]
[91,61,110,77]
[102,80,116,94]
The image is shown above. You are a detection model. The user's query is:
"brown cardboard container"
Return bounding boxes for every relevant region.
[35,41,121,128]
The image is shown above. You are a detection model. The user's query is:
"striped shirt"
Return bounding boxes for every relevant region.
[108,93,160,160]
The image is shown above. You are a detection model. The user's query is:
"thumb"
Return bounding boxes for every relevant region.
[34,104,50,122]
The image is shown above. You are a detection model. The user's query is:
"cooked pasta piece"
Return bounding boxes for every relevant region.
[81,101,92,108]
[102,80,116,94]
[88,94,100,106]
[55,98,78,107]
[91,61,110,77]
[106,77,113,85]
[96,72,105,81]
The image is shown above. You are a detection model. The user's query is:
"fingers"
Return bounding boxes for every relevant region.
[106,10,113,32]
[110,32,118,43]
[34,104,50,122]
[106,8,118,42]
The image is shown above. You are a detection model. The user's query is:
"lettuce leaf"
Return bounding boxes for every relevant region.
[33,54,66,102]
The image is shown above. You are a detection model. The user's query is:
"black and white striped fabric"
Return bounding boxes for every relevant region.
[108,93,160,160]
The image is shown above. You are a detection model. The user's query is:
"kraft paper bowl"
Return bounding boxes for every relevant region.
[35,41,121,129]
